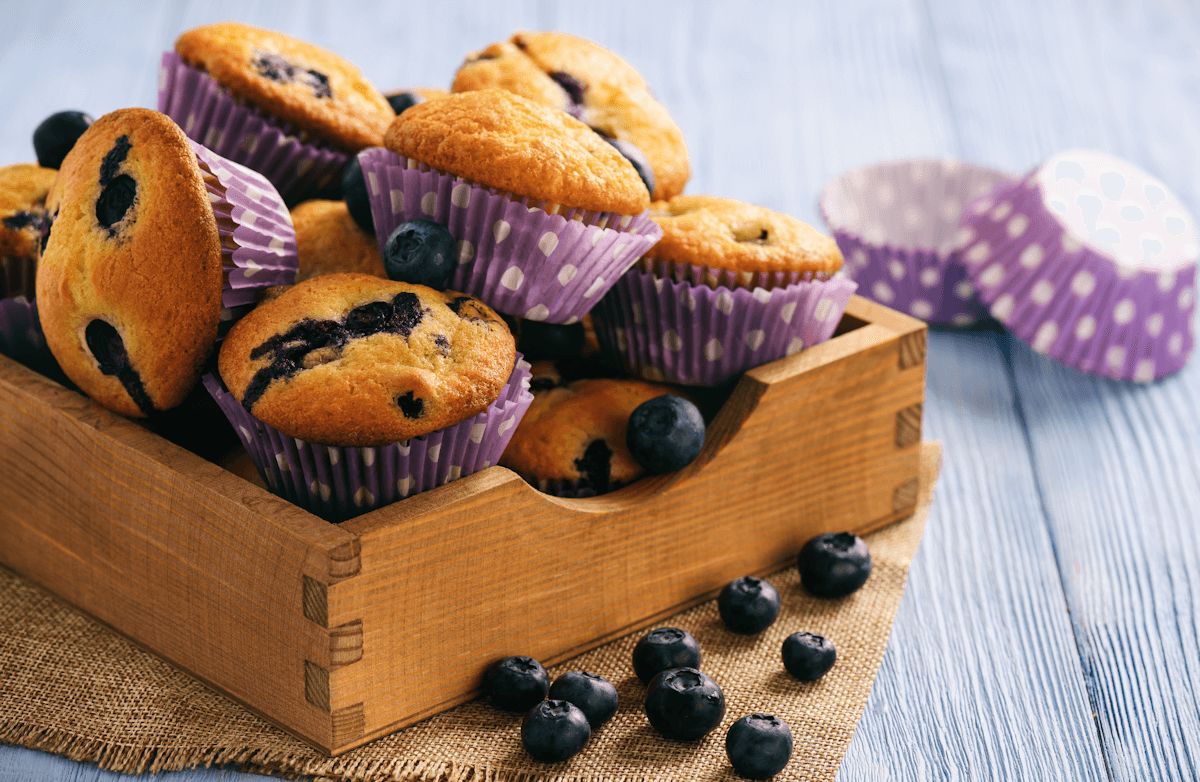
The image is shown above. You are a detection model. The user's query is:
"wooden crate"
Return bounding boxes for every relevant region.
[0,295,926,755]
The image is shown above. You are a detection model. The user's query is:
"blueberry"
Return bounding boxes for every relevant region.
[781,632,836,682]
[605,137,655,197]
[548,671,618,729]
[626,395,705,474]
[387,91,425,115]
[33,110,93,169]
[517,320,585,361]
[482,655,549,712]
[644,667,726,741]
[383,219,456,289]
[341,157,373,233]
[726,713,793,779]
[718,576,781,635]
[632,627,701,684]
[797,532,872,598]
[521,699,591,763]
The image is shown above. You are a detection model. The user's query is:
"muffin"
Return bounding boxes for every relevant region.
[501,377,674,496]
[0,164,57,369]
[357,89,662,324]
[385,87,450,115]
[159,22,394,203]
[0,163,55,299]
[207,273,534,519]
[36,108,297,416]
[593,196,857,386]
[292,199,384,281]
[453,31,689,201]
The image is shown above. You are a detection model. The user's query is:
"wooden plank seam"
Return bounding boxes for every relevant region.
[303,542,366,748]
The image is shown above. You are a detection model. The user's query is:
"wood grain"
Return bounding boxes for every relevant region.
[930,1,1200,778]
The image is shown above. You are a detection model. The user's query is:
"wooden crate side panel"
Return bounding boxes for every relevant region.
[0,359,353,751]
[329,315,926,751]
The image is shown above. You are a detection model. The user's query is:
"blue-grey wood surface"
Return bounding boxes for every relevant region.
[1,0,1198,779]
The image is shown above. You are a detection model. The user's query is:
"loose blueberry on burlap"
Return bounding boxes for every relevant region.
[960,150,1198,382]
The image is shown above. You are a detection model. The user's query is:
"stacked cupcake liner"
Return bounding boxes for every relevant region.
[204,357,534,521]
[358,147,662,324]
[159,51,347,204]
[593,268,857,386]
[820,159,1016,326]
[190,140,299,334]
[961,172,1197,382]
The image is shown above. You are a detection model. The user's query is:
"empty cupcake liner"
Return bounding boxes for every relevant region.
[961,150,1198,382]
[820,159,1017,326]
[190,140,298,335]
[592,268,857,386]
[203,357,534,521]
[0,296,59,376]
[159,51,348,204]
[358,147,662,324]
[0,255,37,300]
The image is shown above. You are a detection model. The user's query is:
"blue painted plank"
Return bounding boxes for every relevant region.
[928,0,1200,778]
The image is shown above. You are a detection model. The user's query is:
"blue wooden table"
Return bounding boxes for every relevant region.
[2,1,1199,779]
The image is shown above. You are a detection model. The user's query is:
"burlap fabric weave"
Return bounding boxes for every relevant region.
[0,444,939,781]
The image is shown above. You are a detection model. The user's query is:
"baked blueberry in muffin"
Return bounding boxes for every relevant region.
[384,87,448,115]
[500,377,676,495]
[453,32,689,200]
[218,273,516,445]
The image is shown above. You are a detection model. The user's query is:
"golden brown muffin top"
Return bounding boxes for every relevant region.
[37,109,222,417]
[647,196,844,276]
[384,89,650,215]
[453,31,690,200]
[219,273,516,446]
[291,199,384,282]
[175,22,393,152]
[0,164,56,260]
[500,377,672,491]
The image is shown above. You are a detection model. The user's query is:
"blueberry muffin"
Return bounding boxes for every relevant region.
[292,199,383,281]
[174,22,393,152]
[37,109,224,417]
[453,31,689,200]
[647,195,844,286]
[0,163,56,298]
[218,273,516,445]
[385,87,449,115]
[500,377,673,495]
[593,195,856,386]
[386,89,650,215]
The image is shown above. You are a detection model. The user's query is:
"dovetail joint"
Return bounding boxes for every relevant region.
[895,403,923,448]
[898,330,927,370]
[892,478,919,513]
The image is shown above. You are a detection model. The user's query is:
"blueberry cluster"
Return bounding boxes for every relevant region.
[481,531,872,777]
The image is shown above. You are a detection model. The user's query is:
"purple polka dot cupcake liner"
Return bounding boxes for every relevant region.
[0,297,60,377]
[960,150,1198,382]
[820,159,1016,326]
[202,357,533,522]
[592,268,857,386]
[358,147,662,324]
[189,139,299,335]
[159,51,347,204]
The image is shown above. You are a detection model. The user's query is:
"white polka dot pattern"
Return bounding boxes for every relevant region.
[962,156,1197,382]
[359,148,662,324]
[201,360,534,522]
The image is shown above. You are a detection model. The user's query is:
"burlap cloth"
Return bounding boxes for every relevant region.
[0,444,940,781]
